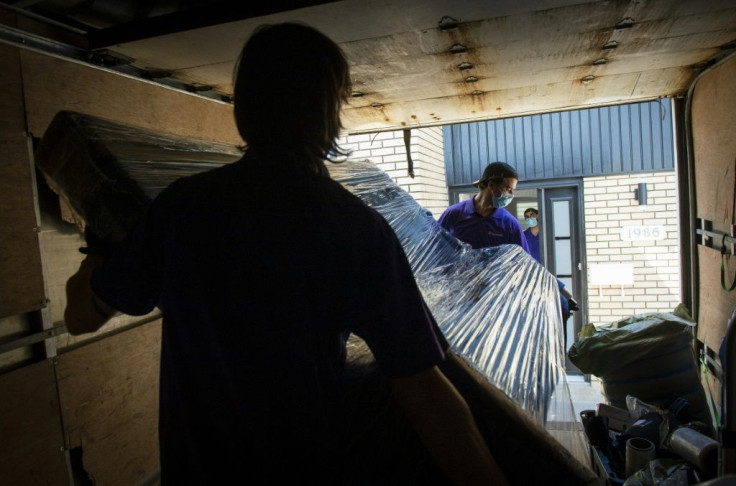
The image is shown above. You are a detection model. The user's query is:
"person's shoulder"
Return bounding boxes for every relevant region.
[154,162,225,199]
[444,197,470,210]
[495,207,515,220]
[439,199,468,219]
[304,172,385,224]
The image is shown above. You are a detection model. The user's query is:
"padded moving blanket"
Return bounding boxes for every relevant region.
[35,111,599,484]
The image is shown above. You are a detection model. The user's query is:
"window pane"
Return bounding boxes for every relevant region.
[555,239,572,274]
[558,276,572,295]
[553,201,570,238]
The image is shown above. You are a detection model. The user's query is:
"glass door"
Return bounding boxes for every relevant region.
[544,186,585,373]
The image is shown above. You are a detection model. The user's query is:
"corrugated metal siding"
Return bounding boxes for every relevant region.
[443,99,674,186]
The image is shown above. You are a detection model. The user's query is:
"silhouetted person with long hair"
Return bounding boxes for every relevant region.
[65,23,508,485]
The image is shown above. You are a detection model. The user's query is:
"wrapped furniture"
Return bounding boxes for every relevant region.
[36,111,598,484]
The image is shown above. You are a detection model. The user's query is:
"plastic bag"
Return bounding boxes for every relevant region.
[568,305,711,427]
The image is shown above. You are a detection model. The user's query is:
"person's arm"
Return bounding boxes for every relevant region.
[438,207,452,231]
[557,281,579,311]
[516,225,532,255]
[64,255,117,335]
[391,365,510,486]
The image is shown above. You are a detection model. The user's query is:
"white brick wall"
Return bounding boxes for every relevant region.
[338,128,449,219]
[583,172,681,325]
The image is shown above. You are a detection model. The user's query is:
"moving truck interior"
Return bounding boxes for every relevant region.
[1,1,735,484]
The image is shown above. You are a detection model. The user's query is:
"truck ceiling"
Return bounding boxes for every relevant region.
[1,0,735,133]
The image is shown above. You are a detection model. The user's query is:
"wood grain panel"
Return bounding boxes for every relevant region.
[0,43,47,318]
[697,246,736,352]
[21,50,242,146]
[0,359,68,485]
[692,56,736,355]
[57,320,162,486]
[0,137,46,318]
[38,229,86,325]
[0,41,25,137]
[692,56,736,225]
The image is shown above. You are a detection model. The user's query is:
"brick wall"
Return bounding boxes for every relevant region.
[338,128,449,219]
[583,171,681,325]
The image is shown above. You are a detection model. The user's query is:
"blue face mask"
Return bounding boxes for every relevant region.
[491,193,514,208]
[525,217,537,227]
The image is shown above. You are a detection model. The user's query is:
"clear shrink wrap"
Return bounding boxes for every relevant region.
[36,112,594,478]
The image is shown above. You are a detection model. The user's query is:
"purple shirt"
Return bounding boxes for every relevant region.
[438,197,530,253]
[524,227,541,263]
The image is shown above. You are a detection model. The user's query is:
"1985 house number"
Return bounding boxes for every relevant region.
[620,225,666,241]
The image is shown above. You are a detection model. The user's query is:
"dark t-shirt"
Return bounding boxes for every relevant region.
[92,153,448,484]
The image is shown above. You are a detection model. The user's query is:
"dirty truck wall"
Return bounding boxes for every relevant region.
[0,43,241,484]
[690,53,736,413]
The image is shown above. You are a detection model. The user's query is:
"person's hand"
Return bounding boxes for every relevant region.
[568,298,580,312]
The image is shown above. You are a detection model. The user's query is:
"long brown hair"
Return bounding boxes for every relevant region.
[233,23,351,172]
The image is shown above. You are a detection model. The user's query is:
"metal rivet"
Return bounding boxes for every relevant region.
[449,43,467,54]
[471,90,484,96]
[458,62,474,70]
[602,40,619,50]
[371,102,384,108]
[592,58,608,65]
[439,16,459,30]
[615,17,635,29]
[464,76,478,83]
[581,75,595,84]
[351,91,364,97]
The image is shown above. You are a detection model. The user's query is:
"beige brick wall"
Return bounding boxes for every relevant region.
[583,172,681,326]
[338,128,449,219]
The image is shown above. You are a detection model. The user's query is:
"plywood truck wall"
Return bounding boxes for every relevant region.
[691,53,736,413]
[0,38,240,484]
[0,42,46,319]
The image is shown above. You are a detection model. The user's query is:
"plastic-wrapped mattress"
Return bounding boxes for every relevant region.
[35,111,598,483]
[328,160,590,464]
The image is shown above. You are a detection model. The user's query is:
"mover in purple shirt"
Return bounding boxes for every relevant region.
[439,162,529,253]
[523,207,541,263]
[439,163,578,346]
